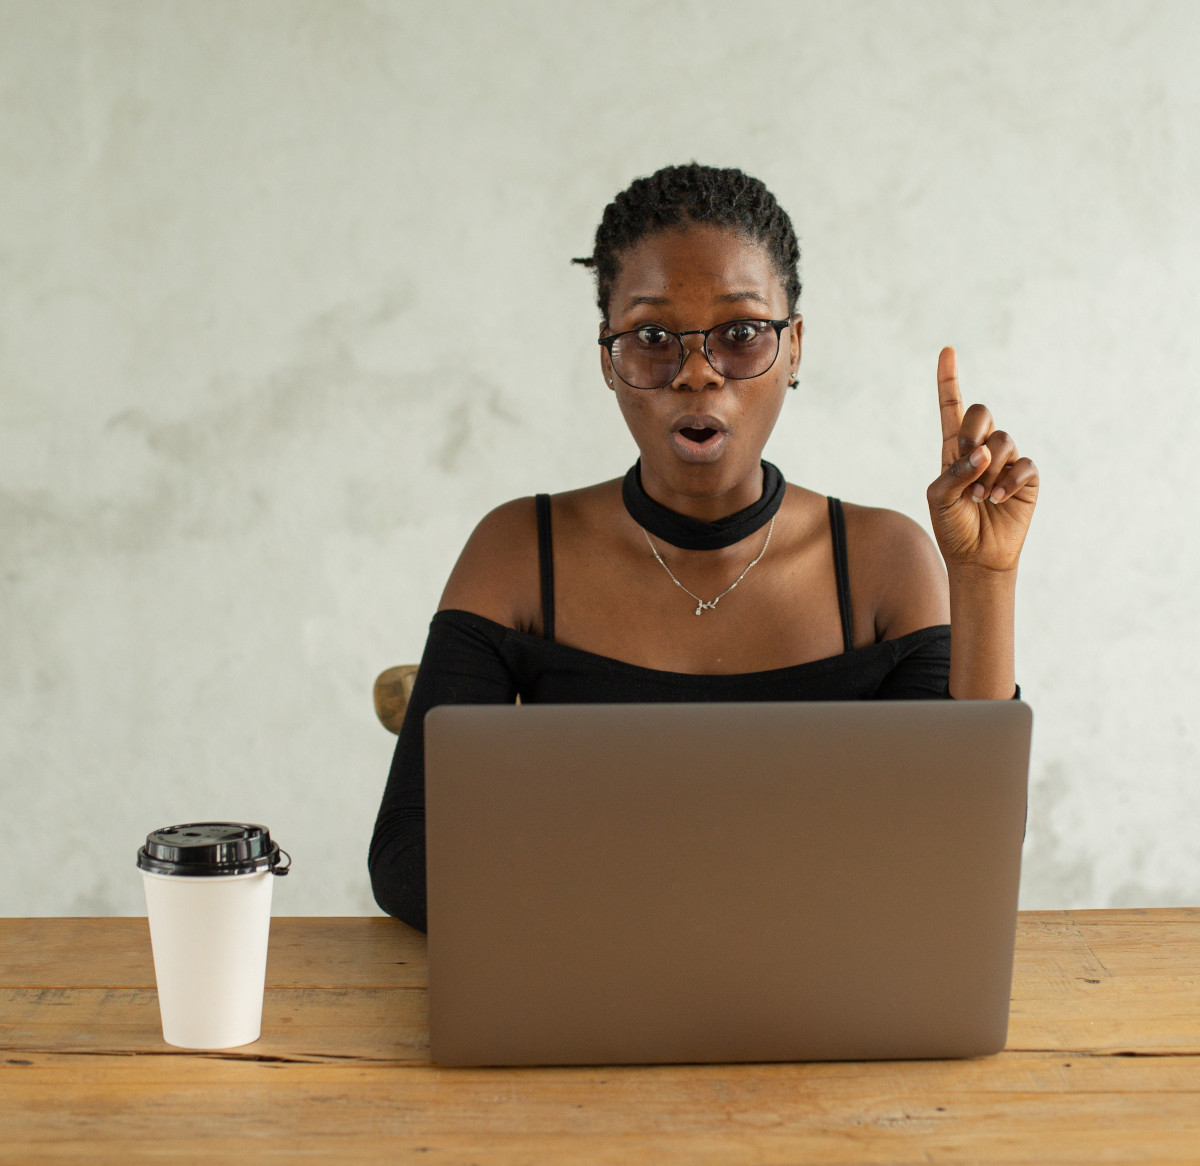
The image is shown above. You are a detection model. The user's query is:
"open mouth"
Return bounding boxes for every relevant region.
[670,415,728,462]
[670,422,727,463]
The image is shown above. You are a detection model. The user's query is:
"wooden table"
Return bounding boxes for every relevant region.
[2,911,1198,1163]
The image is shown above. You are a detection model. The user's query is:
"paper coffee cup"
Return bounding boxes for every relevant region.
[137,823,290,1049]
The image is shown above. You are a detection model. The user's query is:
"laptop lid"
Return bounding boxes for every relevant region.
[425,699,1031,1067]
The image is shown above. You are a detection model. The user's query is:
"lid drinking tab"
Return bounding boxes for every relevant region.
[137,822,287,877]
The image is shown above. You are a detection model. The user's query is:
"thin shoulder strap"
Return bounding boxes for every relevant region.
[827,496,854,652]
[535,493,555,643]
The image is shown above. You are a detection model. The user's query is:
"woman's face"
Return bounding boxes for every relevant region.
[601,222,801,512]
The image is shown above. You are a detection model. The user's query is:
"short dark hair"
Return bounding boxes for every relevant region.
[573,163,801,320]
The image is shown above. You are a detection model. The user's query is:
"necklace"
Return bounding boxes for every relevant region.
[621,459,785,550]
[642,515,776,615]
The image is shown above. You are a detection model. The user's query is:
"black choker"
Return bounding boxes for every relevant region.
[622,460,786,551]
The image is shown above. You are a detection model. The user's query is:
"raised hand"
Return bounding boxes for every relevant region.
[927,347,1039,575]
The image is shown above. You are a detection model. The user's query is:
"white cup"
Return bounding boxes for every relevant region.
[137,823,290,1050]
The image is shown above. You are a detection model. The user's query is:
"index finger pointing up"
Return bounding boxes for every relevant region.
[938,346,964,469]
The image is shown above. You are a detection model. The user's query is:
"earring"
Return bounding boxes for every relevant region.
[788,376,799,390]
[608,378,613,385]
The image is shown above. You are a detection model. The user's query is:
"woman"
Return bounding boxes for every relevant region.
[369,163,1039,932]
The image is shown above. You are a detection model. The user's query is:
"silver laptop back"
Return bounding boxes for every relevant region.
[425,700,1031,1066]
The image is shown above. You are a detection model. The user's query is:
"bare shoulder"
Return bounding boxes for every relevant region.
[436,480,622,633]
[437,496,542,632]
[546,478,623,532]
[841,501,949,638]
[842,502,940,566]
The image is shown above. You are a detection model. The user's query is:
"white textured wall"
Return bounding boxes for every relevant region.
[3,0,1198,915]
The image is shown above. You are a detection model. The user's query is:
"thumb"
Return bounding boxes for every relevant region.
[928,443,991,510]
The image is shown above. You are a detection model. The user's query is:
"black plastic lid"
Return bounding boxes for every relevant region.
[137,822,290,877]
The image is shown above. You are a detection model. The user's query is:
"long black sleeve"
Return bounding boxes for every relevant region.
[368,612,518,932]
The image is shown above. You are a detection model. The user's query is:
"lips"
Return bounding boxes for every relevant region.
[670,413,729,463]
[671,414,728,440]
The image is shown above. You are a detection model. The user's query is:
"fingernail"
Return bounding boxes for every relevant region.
[968,447,986,468]
[971,483,985,501]
[989,487,1005,504]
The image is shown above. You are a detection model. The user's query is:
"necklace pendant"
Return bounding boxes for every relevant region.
[642,515,775,620]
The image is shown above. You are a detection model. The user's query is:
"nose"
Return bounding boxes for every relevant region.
[671,337,723,392]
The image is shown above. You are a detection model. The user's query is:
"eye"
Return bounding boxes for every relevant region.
[634,325,671,346]
[719,320,765,346]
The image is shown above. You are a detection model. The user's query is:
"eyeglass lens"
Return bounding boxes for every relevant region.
[609,320,781,389]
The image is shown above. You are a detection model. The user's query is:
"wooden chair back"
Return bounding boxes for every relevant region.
[373,665,419,735]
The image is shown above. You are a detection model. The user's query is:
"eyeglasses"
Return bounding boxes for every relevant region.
[598,318,792,390]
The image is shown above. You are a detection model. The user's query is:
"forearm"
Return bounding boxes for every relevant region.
[948,567,1017,700]
[367,610,519,929]
[369,809,427,932]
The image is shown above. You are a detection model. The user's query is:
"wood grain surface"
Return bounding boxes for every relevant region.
[2,911,1198,1164]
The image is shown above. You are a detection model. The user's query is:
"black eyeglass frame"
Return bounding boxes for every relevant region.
[598,317,795,390]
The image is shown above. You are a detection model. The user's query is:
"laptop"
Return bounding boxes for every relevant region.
[424,699,1031,1067]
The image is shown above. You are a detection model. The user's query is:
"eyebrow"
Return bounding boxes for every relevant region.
[714,290,771,306]
[621,290,773,311]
